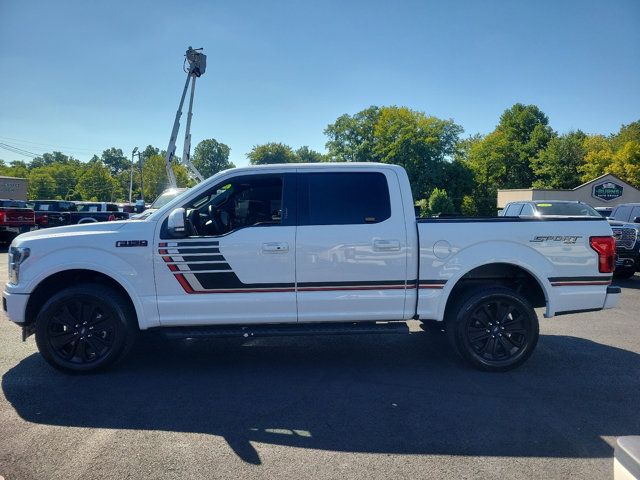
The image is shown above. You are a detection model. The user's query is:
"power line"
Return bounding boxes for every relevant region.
[0,143,39,159]
[0,136,97,154]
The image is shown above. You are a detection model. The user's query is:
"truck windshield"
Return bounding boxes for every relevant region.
[150,188,187,209]
[534,202,601,217]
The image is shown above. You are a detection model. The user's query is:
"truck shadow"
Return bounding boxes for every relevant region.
[3,334,639,464]
[613,276,640,289]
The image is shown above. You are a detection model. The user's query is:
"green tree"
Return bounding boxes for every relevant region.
[579,135,614,181]
[428,187,454,215]
[610,141,640,187]
[101,148,130,175]
[76,161,121,201]
[295,146,325,163]
[460,104,554,215]
[612,121,640,149]
[30,151,76,169]
[192,139,234,178]
[460,195,478,216]
[141,145,160,160]
[415,199,429,217]
[142,154,192,201]
[494,103,554,188]
[531,130,587,189]
[247,142,297,165]
[28,170,57,198]
[325,106,381,162]
[7,161,29,178]
[373,106,463,199]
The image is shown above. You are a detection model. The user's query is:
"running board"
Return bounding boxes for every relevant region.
[158,321,411,339]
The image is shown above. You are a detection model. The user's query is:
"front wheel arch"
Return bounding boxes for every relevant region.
[25,269,138,331]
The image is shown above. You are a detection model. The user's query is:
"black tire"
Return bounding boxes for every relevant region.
[613,268,636,279]
[35,284,137,373]
[446,286,539,372]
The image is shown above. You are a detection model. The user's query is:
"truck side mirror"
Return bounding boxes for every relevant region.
[167,207,187,238]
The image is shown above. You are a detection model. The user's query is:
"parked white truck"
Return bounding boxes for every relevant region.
[3,163,620,373]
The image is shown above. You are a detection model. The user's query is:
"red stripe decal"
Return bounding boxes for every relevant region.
[551,281,611,286]
[162,256,172,262]
[159,242,168,247]
[419,285,446,289]
[183,287,296,294]
[297,285,407,292]
[174,273,195,293]
[168,264,179,272]
[158,249,168,255]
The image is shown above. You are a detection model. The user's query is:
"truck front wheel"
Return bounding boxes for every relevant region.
[34,284,137,373]
[446,287,539,372]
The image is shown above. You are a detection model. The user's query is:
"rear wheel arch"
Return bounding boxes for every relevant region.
[25,269,139,330]
[443,262,548,322]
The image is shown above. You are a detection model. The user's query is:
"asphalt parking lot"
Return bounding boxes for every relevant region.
[0,253,638,480]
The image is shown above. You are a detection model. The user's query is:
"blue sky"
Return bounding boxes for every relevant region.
[1,0,638,167]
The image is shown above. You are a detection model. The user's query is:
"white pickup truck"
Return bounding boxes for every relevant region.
[3,163,620,373]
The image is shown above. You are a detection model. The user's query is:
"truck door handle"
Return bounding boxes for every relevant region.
[262,242,289,253]
[373,239,401,251]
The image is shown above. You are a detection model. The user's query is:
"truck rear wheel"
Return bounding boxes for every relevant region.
[446,286,539,372]
[34,284,137,373]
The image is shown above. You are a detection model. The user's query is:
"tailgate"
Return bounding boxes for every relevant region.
[1,208,35,225]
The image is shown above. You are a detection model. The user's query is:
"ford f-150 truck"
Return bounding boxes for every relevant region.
[0,200,36,243]
[2,163,620,373]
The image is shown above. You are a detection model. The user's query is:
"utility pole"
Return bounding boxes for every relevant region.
[129,147,138,203]
[138,151,145,202]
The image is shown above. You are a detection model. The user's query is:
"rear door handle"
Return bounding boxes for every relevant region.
[373,239,401,251]
[262,242,289,253]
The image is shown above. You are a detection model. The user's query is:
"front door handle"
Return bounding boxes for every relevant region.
[373,239,401,251]
[262,242,289,253]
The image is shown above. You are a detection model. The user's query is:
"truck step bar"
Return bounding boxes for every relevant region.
[158,321,411,339]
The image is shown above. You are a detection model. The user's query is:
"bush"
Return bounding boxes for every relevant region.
[428,188,454,215]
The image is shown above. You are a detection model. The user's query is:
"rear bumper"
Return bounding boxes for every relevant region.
[604,285,621,310]
[2,289,29,324]
[616,254,638,270]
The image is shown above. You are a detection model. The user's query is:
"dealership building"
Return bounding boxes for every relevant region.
[497,173,640,209]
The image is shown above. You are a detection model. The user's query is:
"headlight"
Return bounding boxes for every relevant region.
[8,246,30,285]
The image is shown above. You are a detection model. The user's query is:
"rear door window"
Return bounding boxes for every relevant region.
[298,172,391,225]
[630,206,640,223]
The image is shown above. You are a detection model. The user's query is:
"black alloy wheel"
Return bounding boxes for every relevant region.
[35,284,136,373]
[47,300,116,364]
[447,287,539,371]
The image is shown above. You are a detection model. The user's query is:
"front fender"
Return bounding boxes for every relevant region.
[18,247,154,329]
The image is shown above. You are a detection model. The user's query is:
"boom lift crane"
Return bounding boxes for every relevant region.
[164,46,207,187]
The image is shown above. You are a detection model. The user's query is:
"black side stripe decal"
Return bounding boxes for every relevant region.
[548,276,612,282]
[174,255,226,262]
[172,241,220,247]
